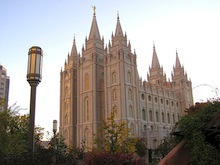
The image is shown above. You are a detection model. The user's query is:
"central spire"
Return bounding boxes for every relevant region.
[115,12,123,36]
[89,6,101,40]
[151,43,160,69]
[175,50,181,68]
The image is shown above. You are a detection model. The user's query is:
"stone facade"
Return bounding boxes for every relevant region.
[59,13,193,150]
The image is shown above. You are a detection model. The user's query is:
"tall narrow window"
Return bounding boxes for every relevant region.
[65,101,69,112]
[143,125,147,132]
[112,72,116,84]
[129,106,133,118]
[85,73,89,91]
[127,71,131,83]
[142,109,146,121]
[84,97,89,121]
[162,112,165,123]
[149,110,153,122]
[156,111,159,122]
[173,114,175,123]
[112,89,117,102]
[167,113,170,123]
[128,89,132,101]
[65,115,68,125]
[65,86,69,96]
[113,106,118,118]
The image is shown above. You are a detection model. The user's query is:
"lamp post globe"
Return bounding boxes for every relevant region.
[27,46,43,154]
[53,119,58,135]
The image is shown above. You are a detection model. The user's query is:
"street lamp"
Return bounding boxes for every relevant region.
[27,46,43,154]
[53,119,58,135]
[53,120,58,165]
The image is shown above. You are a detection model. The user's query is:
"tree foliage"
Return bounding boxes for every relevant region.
[135,138,148,157]
[94,112,136,153]
[83,151,146,165]
[0,110,29,155]
[178,101,220,165]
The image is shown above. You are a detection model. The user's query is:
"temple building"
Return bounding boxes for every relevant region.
[59,11,193,150]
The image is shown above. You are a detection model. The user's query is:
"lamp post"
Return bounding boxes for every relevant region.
[53,120,58,165]
[27,46,43,155]
[53,119,58,135]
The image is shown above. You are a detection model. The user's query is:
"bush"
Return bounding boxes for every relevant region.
[83,151,146,165]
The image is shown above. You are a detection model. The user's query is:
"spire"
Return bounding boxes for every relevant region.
[175,50,181,68]
[70,35,77,56]
[115,12,123,36]
[89,7,101,40]
[151,43,160,69]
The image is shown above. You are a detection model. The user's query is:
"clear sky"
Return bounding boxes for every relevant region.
[1,0,220,136]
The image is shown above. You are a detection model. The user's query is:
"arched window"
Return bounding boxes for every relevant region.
[128,89,132,101]
[112,72,116,84]
[149,110,153,122]
[167,113,170,123]
[113,106,118,118]
[173,114,175,123]
[142,109,146,121]
[156,111,159,122]
[112,89,117,102]
[162,112,165,123]
[85,73,89,91]
[65,115,68,125]
[127,71,131,83]
[129,106,133,118]
[148,95,151,101]
[65,86,69,96]
[84,97,89,121]
[143,125,147,132]
[65,101,69,112]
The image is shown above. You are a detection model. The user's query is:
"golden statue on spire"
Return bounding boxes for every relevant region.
[92,5,96,15]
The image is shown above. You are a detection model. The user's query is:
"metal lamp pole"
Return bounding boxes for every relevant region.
[27,46,43,155]
[53,120,58,165]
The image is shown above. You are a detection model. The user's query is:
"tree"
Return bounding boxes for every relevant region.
[94,112,136,153]
[0,107,46,164]
[178,101,220,164]
[135,138,148,157]
[83,152,146,165]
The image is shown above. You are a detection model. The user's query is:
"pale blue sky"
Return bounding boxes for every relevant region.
[1,0,220,136]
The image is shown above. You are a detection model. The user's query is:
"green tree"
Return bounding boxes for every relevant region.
[135,138,148,157]
[94,112,136,153]
[178,101,220,165]
[0,107,46,164]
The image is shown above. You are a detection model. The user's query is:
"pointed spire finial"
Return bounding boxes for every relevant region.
[73,34,75,43]
[175,50,181,68]
[153,41,155,49]
[117,11,119,20]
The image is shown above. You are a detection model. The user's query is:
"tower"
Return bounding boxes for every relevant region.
[104,14,140,135]
[76,11,105,149]
[60,37,78,148]
[171,51,193,115]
